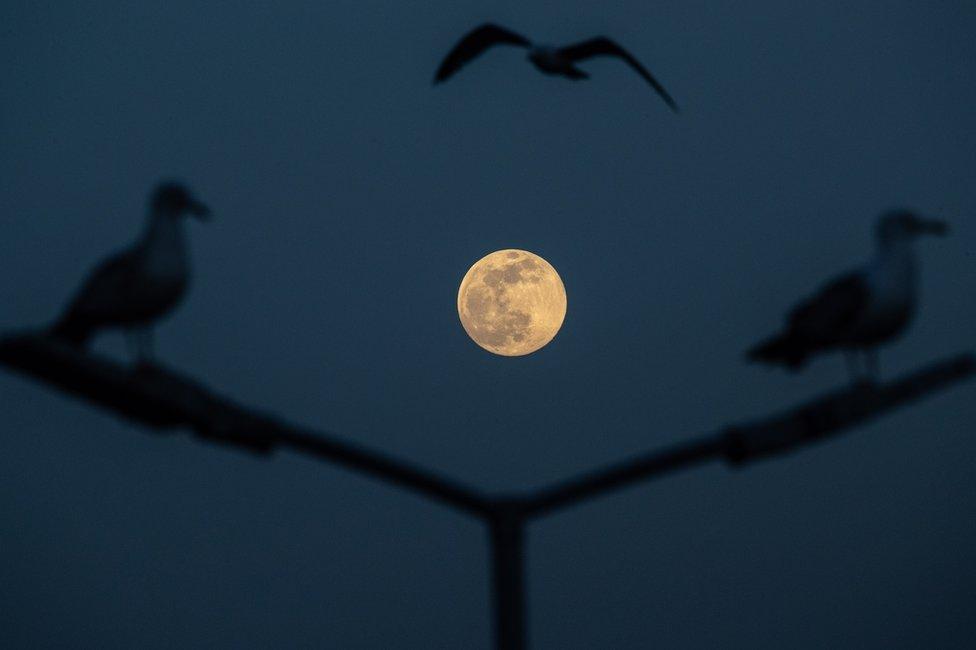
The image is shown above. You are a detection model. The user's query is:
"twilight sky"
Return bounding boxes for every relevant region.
[2,1,975,648]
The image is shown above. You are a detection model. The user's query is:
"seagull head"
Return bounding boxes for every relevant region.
[151,181,211,220]
[876,209,948,244]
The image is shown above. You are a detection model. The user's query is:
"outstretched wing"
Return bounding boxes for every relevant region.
[557,37,678,112]
[787,272,869,345]
[434,23,531,83]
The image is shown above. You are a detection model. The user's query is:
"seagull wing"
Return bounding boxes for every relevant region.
[61,250,139,324]
[557,37,678,112]
[787,272,870,345]
[434,23,531,83]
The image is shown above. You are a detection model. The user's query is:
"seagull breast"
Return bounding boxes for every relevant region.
[141,217,189,285]
[847,245,917,345]
[127,218,190,321]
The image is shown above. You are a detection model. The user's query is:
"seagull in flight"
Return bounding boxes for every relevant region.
[50,181,210,362]
[747,210,948,382]
[433,23,679,112]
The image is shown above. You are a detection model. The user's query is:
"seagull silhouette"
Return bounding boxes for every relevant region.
[433,23,679,112]
[747,210,948,382]
[50,181,210,361]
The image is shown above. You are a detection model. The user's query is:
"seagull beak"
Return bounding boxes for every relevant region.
[916,217,948,236]
[190,201,211,220]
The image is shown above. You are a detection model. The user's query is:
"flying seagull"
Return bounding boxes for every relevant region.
[50,181,210,361]
[433,23,679,112]
[747,210,948,382]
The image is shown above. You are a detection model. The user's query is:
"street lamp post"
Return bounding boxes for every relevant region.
[1,333,972,650]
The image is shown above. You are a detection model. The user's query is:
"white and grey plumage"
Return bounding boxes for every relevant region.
[433,23,679,112]
[748,210,948,381]
[50,181,210,360]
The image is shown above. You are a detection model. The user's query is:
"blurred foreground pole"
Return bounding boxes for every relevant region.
[489,501,527,650]
[1,330,974,650]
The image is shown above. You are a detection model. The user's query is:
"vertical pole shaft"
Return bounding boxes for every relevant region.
[490,511,526,650]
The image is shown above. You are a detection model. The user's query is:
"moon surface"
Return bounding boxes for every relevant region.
[457,249,567,356]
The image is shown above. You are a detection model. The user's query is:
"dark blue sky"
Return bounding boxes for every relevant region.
[2,1,975,648]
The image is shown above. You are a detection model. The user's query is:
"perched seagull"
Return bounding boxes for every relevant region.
[433,23,679,112]
[50,181,210,361]
[747,210,948,382]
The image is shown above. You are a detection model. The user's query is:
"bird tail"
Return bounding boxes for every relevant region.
[49,315,94,348]
[747,334,808,370]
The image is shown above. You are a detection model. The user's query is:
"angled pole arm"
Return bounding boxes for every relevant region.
[525,353,975,519]
[0,333,490,517]
[525,434,724,518]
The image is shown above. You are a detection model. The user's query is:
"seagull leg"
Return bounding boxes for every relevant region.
[125,329,139,361]
[844,350,861,386]
[864,349,879,384]
[137,328,155,365]
[145,328,155,362]
[126,328,153,366]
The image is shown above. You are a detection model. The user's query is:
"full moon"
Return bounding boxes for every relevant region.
[457,249,567,356]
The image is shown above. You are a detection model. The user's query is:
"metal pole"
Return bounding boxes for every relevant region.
[489,503,527,650]
[3,334,973,649]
